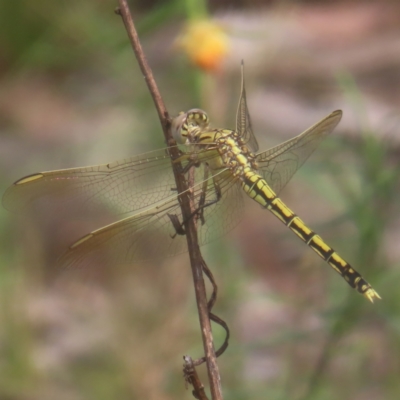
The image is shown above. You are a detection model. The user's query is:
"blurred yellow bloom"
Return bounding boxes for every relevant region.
[176,19,230,71]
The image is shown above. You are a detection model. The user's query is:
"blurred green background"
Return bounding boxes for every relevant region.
[1,0,400,399]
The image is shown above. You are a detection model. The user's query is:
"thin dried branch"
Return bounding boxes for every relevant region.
[184,355,210,400]
[115,2,223,399]
[194,259,230,366]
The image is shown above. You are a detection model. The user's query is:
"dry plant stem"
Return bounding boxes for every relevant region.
[116,1,223,399]
[194,259,230,366]
[184,356,210,400]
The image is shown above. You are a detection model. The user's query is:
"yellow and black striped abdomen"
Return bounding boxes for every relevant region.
[241,171,380,303]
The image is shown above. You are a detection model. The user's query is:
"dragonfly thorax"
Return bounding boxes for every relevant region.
[213,130,259,177]
[172,109,259,179]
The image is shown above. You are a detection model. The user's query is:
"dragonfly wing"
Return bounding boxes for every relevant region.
[2,148,178,217]
[2,145,222,218]
[58,198,188,268]
[256,110,342,194]
[236,61,259,153]
[58,166,243,268]
[197,170,244,246]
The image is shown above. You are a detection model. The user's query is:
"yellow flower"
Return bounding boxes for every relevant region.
[176,19,229,72]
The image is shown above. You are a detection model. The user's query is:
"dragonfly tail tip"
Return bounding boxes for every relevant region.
[364,288,381,303]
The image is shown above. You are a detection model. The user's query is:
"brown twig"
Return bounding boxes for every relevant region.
[183,355,210,400]
[193,259,230,366]
[115,2,223,399]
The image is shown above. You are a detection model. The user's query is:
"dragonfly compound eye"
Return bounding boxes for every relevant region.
[186,108,209,124]
[171,109,210,144]
[171,112,189,144]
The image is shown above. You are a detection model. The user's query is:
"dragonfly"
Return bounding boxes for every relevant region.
[3,65,380,302]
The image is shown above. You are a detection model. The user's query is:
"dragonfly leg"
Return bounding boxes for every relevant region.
[167,213,186,238]
[173,153,201,174]
[183,163,222,227]
[167,164,223,238]
[196,164,222,225]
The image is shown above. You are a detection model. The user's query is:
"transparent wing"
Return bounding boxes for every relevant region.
[256,110,342,194]
[3,138,244,267]
[58,196,191,268]
[2,148,176,217]
[58,166,244,268]
[197,169,244,245]
[2,145,221,218]
[236,61,259,153]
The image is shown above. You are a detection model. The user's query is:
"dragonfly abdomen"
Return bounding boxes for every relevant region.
[241,171,380,302]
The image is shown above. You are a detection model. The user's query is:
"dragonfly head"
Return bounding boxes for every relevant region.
[171,109,209,144]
